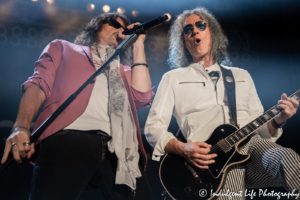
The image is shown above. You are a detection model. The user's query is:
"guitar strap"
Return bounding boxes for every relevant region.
[176,65,238,141]
[220,65,238,128]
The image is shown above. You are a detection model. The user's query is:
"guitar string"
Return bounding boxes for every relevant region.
[209,114,275,154]
[209,113,297,155]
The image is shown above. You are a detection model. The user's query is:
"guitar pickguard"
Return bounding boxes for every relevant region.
[208,147,236,178]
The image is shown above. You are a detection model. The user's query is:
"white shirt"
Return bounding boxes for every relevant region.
[145,62,282,161]
[64,63,111,135]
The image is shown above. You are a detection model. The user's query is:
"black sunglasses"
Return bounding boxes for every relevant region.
[183,21,207,36]
[104,18,127,30]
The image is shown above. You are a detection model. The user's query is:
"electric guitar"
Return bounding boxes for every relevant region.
[159,90,300,200]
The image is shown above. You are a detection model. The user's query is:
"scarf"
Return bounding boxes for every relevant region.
[90,44,141,189]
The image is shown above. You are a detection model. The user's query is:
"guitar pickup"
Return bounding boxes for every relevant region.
[217,139,232,153]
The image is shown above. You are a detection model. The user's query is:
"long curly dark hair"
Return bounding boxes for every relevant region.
[74,12,131,65]
[168,7,229,69]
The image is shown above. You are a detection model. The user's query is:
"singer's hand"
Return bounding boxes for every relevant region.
[129,22,146,44]
[118,22,146,45]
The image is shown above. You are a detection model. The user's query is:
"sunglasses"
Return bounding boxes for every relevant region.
[183,21,207,36]
[104,18,127,30]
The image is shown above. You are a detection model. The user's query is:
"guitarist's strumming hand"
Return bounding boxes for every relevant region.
[165,138,217,169]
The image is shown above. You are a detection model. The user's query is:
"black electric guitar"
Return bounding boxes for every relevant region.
[159,90,300,200]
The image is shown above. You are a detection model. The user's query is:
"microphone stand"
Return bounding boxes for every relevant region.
[0,33,140,175]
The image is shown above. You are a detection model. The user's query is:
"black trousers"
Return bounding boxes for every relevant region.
[29,130,154,200]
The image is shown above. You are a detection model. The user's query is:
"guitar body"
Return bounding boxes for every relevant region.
[159,124,252,200]
[159,90,300,199]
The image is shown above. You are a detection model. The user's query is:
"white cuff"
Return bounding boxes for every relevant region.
[257,122,282,143]
[151,132,176,161]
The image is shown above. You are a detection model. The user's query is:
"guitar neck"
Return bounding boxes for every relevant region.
[224,90,300,147]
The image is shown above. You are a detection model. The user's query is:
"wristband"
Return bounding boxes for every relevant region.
[271,119,286,129]
[10,126,30,134]
[131,63,149,69]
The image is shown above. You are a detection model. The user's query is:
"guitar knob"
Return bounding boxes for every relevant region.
[184,187,191,193]
[206,183,213,189]
[195,178,202,185]
[220,129,225,133]
[194,191,200,197]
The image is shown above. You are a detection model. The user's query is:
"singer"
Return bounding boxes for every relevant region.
[1,12,154,200]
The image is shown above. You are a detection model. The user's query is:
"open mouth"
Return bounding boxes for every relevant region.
[115,34,121,43]
[117,37,123,44]
[196,39,200,43]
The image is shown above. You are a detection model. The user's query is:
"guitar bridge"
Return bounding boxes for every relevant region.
[217,139,232,153]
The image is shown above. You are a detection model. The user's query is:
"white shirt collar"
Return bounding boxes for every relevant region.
[205,62,220,73]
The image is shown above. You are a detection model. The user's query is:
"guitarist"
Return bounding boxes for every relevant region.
[145,7,300,199]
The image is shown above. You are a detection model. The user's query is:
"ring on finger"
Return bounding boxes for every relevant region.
[23,141,31,146]
[11,143,17,148]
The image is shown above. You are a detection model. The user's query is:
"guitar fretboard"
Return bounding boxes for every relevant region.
[217,90,300,151]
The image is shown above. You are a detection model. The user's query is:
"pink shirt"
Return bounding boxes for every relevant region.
[22,39,154,164]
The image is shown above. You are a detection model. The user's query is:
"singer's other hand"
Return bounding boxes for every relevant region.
[1,128,35,164]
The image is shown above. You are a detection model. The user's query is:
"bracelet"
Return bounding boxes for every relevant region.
[131,63,149,69]
[10,126,30,134]
[271,119,286,129]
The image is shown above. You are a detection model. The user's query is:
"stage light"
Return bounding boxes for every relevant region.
[132,10,139,17]
[32,0,38,2]
[117,7,125,14]
[103,5,110,13]
[87,4,95,11]
[47,0,54,4]
[164,13,171,21]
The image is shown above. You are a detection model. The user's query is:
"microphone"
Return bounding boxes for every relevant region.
[122,14,169,35]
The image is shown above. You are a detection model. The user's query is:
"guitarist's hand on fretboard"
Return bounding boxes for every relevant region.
[267,93,299,137]
[275,93,299,124]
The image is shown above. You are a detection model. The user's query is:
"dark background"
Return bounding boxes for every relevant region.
[0,0,300,199]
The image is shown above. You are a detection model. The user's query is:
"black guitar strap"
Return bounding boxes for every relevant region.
[220,65,238,128]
